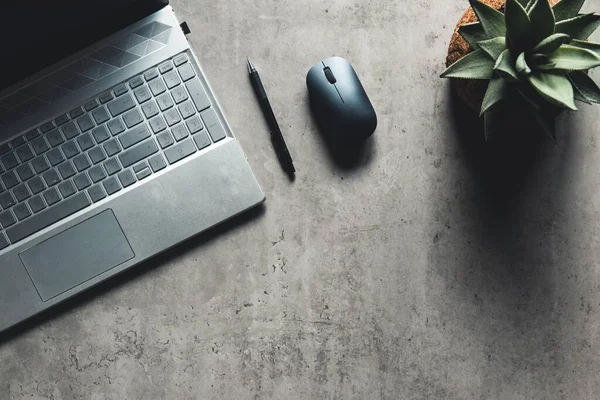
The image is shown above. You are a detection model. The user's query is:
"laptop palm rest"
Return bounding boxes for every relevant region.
[19,210,134,302]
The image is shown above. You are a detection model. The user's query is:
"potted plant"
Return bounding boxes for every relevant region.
[441,0,600,141]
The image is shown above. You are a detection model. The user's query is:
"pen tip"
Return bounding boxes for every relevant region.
[247,58,255,74]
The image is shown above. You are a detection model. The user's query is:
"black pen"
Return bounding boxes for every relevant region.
[247,58,295,175]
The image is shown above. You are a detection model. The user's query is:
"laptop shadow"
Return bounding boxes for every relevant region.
[0,203,266,345]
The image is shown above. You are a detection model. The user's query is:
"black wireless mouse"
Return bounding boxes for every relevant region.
[307,57,377,143]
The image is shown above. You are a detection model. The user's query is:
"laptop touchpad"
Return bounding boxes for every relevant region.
[20,210,135,302]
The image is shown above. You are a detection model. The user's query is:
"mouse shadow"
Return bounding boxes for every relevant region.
[304,95,376,171]
[0,204,266,345]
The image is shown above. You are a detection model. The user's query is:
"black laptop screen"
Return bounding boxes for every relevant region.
[0,0,168,91]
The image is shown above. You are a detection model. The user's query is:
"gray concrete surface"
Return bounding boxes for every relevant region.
[3,0,600,399]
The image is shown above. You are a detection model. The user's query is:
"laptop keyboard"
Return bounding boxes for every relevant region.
[0,52,226,251]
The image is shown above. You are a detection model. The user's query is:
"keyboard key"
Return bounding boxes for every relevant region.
[133,162,148,174]
[54,114,70,126]
[58,161,76,179]
[164,109,181,126]
[89,147,107,164]
[179,101,196,119]
[0,210,16,228]
[141,100,159,119]
[27,176,46,195]
[84,99,98,111]
[73,153,91,172]
[158,60,173,74]
[104,158,122,175]
[61,121,80,140]
[25,129,40,141]
[119,139,158,168]
[46,129,65,147]
[171,123,189,141]
[156,131,174,149]
[108,118,126,136]
[11,137,25,148]
[0,191,16,209]
[29,195,46,213]
[13,184,31,202]
[163,70,181,89]
[76,114,95,133]
[107,93,136,117]
[92,106,110,125]
[31,137,49,155]
[88,184,106,203]
[16,145,34,162]
[148,154,167,172]
[193,131,212,150]
[118,169,136,188]
[171,86,189,104]
[156,93,174,111]
[16,163,34,181]
[43,187,61,206]
[104,139,122,157]
[119,124,151,149]
[13,203,31,221]
[69,107,84,119]
[186,115,204,134]
[6,192,91,243]
[46,148,65,166]
[149,78,167,96]
[62,140,80,159]
[134,85,152,104]
[186,79,211,112]
[1,171,19,189]
[77,133,95,151]
[0,144,11,156]
[178,63,196,82]
[1,153,18,170]
[123,109,143,128]
[42,169,60,187]
[92,125,111,143]
[129,76,144,89]
[201,109,227,142]
[73,173,92,190]
[0,233,8,250]
[31,156,50,174]
[164,138,196,165]
[114,85,128,97]
[136,167,151,180]
[103,177,121,195]
[173,53,189,66]
[149,116,167,134]
[89,165,107,183]
[40,121,55,133]
[99,92,114,104]
[144,68,159,81]
[58,180,76,198]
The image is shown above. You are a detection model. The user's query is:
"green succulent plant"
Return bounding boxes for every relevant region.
[441,0,600,140]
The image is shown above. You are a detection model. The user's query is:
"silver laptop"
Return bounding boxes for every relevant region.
[0,0,264,333]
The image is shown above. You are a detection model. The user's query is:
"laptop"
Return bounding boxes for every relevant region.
[0,0,264,333]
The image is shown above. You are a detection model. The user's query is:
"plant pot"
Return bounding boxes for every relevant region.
[445,0,561,113]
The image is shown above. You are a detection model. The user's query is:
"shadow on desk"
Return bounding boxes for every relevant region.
[0,204,266,345]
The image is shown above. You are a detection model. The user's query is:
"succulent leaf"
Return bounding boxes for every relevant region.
[528,72,577,110]
[478,37,507,60]
[546,44,600,70]
[458,22,488,49]
[517,85,544,110]
[570,39,600,56]
[494,49,520,80]
[528,0,556,45]
[516,52,533,76]
[481,77,508,115]
[533,33,572,54]
[555,13,600,40]
[531,109,557,142]
[469,0,507,38]
[531,53,557,69]
[552,0,586,22]
[568,70,600,103]
[440,49,495,79]
[505,0,533,54]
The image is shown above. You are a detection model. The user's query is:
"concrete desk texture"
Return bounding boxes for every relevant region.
[2,0,600,399]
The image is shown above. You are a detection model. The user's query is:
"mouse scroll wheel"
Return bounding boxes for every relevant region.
[323,67,337,84]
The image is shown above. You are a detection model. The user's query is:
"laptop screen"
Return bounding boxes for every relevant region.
[0,0,169,91]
